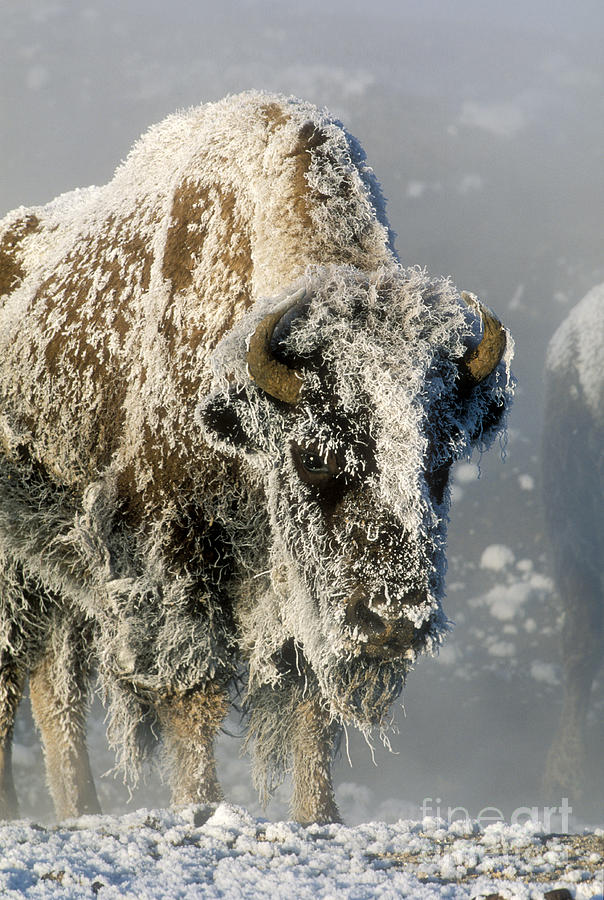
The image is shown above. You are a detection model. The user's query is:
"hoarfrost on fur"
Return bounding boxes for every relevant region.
[0,90,513,803]
[546,281,604,422]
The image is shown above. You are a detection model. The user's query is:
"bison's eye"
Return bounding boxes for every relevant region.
[290,442,342,486]
[300,449,329,473]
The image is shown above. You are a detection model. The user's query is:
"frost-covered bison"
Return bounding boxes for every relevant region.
[542,285,603,802]
[0,91,513,823]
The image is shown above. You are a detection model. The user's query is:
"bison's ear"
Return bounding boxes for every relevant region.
[197,389,251,451]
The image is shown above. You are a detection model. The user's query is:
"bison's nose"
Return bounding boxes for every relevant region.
[345,587,427,638]
[345,593,388,635]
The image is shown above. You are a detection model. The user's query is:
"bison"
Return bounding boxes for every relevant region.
[0,91,513,824]
[542,284,603,804]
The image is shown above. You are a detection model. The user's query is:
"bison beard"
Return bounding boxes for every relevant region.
[0,91,513,824]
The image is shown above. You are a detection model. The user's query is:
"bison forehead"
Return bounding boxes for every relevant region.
[207,263,512,487]
[211,265,467,396]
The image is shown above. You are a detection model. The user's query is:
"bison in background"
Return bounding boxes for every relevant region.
[0,91,513,824]
[542,284,604,804]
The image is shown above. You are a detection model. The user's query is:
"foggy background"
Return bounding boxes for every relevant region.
[2,0,603,827]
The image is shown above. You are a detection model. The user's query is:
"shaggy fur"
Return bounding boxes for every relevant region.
[0,91,513,822]
[541,284,604,802]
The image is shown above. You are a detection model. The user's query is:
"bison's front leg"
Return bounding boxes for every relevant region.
[290,695,342,825]
[157,684,228,806]
[543,564,603,802]
[29,636,100,820]
[0,663,25,820]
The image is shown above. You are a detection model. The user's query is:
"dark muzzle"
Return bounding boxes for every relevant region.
[345,586,427,658]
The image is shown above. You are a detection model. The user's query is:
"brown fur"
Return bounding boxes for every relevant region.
[0,665,24,819]
[261,102,290,133]
[0,215,40,299]
[290,696,342,824]
[289,122,329,231]
[29,646,100,820]
[161,181,253,354]
[156,685,228,805]
[0,93,401,822]
[40,211,153,368]
[162,180,210,295]
[21,211,156,483]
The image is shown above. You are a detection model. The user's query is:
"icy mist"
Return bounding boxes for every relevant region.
[1,0,603,828]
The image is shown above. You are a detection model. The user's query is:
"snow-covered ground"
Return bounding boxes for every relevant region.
[1,804,603,899]
[1,0,603,895]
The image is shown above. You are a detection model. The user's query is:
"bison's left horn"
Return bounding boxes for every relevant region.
[459,291,506,386]
[246,287,307,403]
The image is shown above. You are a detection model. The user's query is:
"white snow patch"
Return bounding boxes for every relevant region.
[279,63,375,101]
[406,180,426,198]
[0,805,600,899]
[480,581,532,621]
[529,572,554,592]
[459,100,527,138]
[406,180,442,199]
[518,473,535,491]
[480,544,515,571]
[530,661,560,686]
[487,639,516,658]
[457,173,484,194]
[454,462,479,484]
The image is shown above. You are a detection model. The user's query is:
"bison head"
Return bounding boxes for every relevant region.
[199,265,513,726]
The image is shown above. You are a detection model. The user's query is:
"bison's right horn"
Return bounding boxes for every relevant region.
[459,291,506,386]
[246,287,307,404]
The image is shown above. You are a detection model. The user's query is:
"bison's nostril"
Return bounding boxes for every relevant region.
[345,597,386,635]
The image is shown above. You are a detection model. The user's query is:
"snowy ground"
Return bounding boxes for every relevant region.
[1,1,603,896]
[1,804,603,899]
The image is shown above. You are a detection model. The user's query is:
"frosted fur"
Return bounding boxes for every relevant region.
[541,285,603,803]
[204,265,513,733]
[546,282,604,422]
[0,91,513,820]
